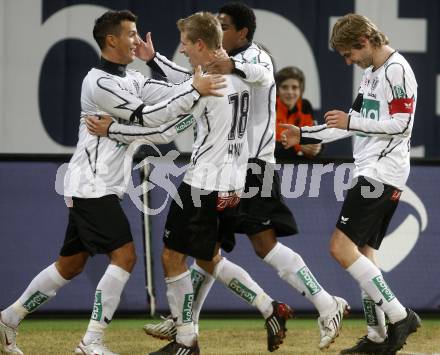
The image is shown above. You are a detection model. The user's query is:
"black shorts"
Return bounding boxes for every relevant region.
[163,182,239,261]
[235,158,298,237]
[336,176,401,249]
[60,195,133,256]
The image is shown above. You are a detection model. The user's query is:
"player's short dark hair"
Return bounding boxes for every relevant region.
[93,10,137,50]
[219,2,256,42]
[275,66,305,94]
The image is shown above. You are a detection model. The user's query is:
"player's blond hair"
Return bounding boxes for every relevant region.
[177,12,223,50]
[330,13,389,51]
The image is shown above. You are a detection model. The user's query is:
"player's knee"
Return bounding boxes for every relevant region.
[249,230,277,258]
[251,237,275,258]
[57,262,85,280]
[329,232,343,261]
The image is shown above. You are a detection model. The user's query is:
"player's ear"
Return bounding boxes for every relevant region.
[106,34,117,48]
[239,27,248,41]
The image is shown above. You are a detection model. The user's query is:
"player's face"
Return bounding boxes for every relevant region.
[113,20,140,64]
[179,31,202,68]
[340,45,373,69]
[278,78,302,109]
[218,13,241,53]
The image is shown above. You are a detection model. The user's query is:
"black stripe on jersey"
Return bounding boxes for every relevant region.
[192,109,211,165]
[299,126,325,144]
[97,77,136,114]
[378,140,403,160]
[348,114,412,136]
[85,148,94,175]
[130,104,145,125]
[142,79,173,88]
[255,83,275,158]
[193,145,213,166]
[259,133,273,155]
[155,55,192,76]
[385,62,407,98]
[94,137,100,174]
[109,114,191,137]
[146,56,167,78]
[141,88,198,116]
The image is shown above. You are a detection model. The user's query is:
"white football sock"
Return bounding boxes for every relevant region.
[165,270,196,347]
[83,264,130,345]
[347,255,406,323]
[213,257,273,318]
[190,262,215,330]
[264,242,335,316]
[361,289,387,342]
[1,263,69,328]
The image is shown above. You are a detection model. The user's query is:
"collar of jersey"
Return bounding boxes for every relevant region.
[229,42,252,57]
[97,57,127,77]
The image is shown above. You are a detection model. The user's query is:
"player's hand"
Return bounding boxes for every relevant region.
[301,143,321,157]
[205,57,235,75]
[279,124,300,148]
[85,115,113,137]
[135,32,155,62]
[324,110,349,129]
[192,65,227,97]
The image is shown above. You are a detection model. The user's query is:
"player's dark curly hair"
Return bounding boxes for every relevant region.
[219,2,256,42]
[93,10,137,50]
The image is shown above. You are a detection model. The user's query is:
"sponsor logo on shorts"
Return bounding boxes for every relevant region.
[229,279,256,304]
[372,276,395,302]
[391,190,401,201]
[297,267,322,295]
[91,290,103,321]
[191,269,206,301]
[23,291,50,312]
[362,298,379,326]
[340,216,349,224]
[175,114,194,133]
[182,293,194,323]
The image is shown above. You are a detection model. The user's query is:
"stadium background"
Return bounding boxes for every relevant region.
[0,0,439,316]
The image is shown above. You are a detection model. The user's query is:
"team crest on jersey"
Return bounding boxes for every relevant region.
[392,85,406,99]
[371,78,379,91]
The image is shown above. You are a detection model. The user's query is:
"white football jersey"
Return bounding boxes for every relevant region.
[109,73,251,192]
[183,74,250,191]
[64,58,200,199]
[150,42,276,163]
[301,52,417,189]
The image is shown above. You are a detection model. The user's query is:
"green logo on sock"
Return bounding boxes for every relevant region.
[372,276,395,302]
[228,279,256,304]
[363,298,379,326]
[23,291,49,312]
[91,290,103,321]
[182,293,194,323]
[191,269,206,302]
[297,267,322,295]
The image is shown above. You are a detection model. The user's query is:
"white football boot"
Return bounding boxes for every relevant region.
[74,338,118,355]
[0,320,23,355]
[143,315,177,341]
[318,296,350,349]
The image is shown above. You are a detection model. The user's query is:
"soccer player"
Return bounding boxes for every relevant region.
[142,2,349,351]
[280,13,421,354]
[89,11,296,354]
[0,10,224,355]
